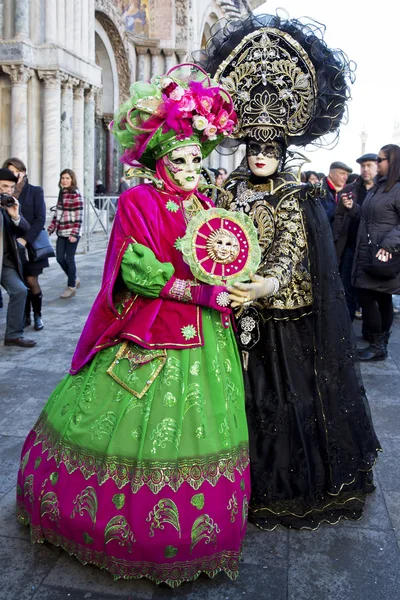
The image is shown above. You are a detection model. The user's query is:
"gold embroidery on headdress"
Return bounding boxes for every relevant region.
[215,28,317,142]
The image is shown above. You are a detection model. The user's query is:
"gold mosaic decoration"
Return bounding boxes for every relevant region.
[215,28,317,142]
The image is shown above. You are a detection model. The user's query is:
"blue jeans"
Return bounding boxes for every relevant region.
[0,266,28,339]
[56,236,79,287]
[339,247,357,321]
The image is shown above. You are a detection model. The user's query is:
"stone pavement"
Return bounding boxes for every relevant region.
[0,252,399,600]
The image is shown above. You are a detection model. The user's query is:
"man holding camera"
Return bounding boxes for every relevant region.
[0,168,36,347]
[333,153,378,321]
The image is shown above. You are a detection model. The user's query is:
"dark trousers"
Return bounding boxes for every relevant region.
[56,236,79,287]
[357,288,393,334]
[0,266,28,339]
[339,247,357,321]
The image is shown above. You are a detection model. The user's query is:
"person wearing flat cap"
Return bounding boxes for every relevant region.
[333,153,378,320]
[0,168,36,347]
[320,161,353,226]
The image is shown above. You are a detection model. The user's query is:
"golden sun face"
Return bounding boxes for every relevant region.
[206,229,240,264]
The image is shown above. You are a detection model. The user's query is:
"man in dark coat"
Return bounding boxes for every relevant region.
[320,161,353,226]
[0,168,36,347]
[333,153,378,320]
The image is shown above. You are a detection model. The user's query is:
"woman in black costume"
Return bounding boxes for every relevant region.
[195,13,381,530]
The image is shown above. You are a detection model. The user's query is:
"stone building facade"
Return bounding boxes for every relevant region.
[0,0,260,206]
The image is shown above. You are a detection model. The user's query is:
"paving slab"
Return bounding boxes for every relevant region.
[374,437,400,493]
[42,552,159,599]
[288,527,399,600]
[0,488,31,542]
[0,435,25,496]
[0,537,60,600]
[383,492,400,548]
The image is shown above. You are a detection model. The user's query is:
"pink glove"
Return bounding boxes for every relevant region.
[160,277,231,314]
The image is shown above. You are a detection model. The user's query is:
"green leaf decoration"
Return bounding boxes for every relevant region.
[112,494,126,510]
[164,545,178,559]
[190,493,205,510]
[240,478,245,491]
[16,484,23,497]
[34,457,42,470]
[40,492,60,523]
[49,472,59,486]
[104,515,135,552]
[83,532,94,545]
[20,449,30,475]
[70,486,98,525]
[190,514,220,554]
[147,498,181,538]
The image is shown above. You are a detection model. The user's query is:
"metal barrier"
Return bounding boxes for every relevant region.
[82,195,118,252]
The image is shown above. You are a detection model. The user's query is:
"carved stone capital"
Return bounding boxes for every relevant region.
[135,45,149,56]
[176,51,187,63]
[73,80,87,99]
[38,70,62,89]
[163,49,175,57]
[85,85,99,103]
[3,64,34,85]
[61,75,78,92]
[149,46,161,56]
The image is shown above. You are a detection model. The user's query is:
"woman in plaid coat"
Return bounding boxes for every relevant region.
[48,169,83,298]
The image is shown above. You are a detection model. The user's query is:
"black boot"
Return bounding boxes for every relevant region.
[24,292,32,327]
[358,333,387,361]
[31,293,44,331]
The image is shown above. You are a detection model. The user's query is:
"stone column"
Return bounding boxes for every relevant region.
[73,81,86,191]
[136,46,148,81]
[60,76,77,170]
[150,47,161,78]
[3,65,33,164]
[15,0,30,40]
[163,49,175,73]
[45,0,57,44]
[73,0,82,57]
[88,0,95,61]
[177,52,187,65]
[38,70,62,205]
[57,0,66,47]
[84,86,96,201]
[103,114,113,193]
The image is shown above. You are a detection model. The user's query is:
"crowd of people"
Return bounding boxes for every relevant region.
[312,149,400,362]
[0,163,83,347]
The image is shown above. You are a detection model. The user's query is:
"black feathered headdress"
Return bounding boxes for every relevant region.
[193,12,355,150]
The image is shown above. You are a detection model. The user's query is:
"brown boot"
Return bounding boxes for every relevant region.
[60,287,76,299]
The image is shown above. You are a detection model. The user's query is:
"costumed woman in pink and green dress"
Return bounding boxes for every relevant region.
[16,65,255,587]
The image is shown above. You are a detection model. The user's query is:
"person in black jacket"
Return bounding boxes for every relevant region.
[320,161,353,226]
[3,158,48,331]
[0,168,36,347]
[333,153,377,320]
[352,144,400,360]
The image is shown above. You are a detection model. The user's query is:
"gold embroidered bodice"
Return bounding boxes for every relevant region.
[219,176,312,311]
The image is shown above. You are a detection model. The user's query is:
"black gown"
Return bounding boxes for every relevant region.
[219,171,381,530]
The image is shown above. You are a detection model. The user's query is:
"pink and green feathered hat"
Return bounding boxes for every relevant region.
[110,64,237,170]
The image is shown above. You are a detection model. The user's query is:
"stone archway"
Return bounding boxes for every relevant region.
[95,10,131,103]
[94,12,131,193]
